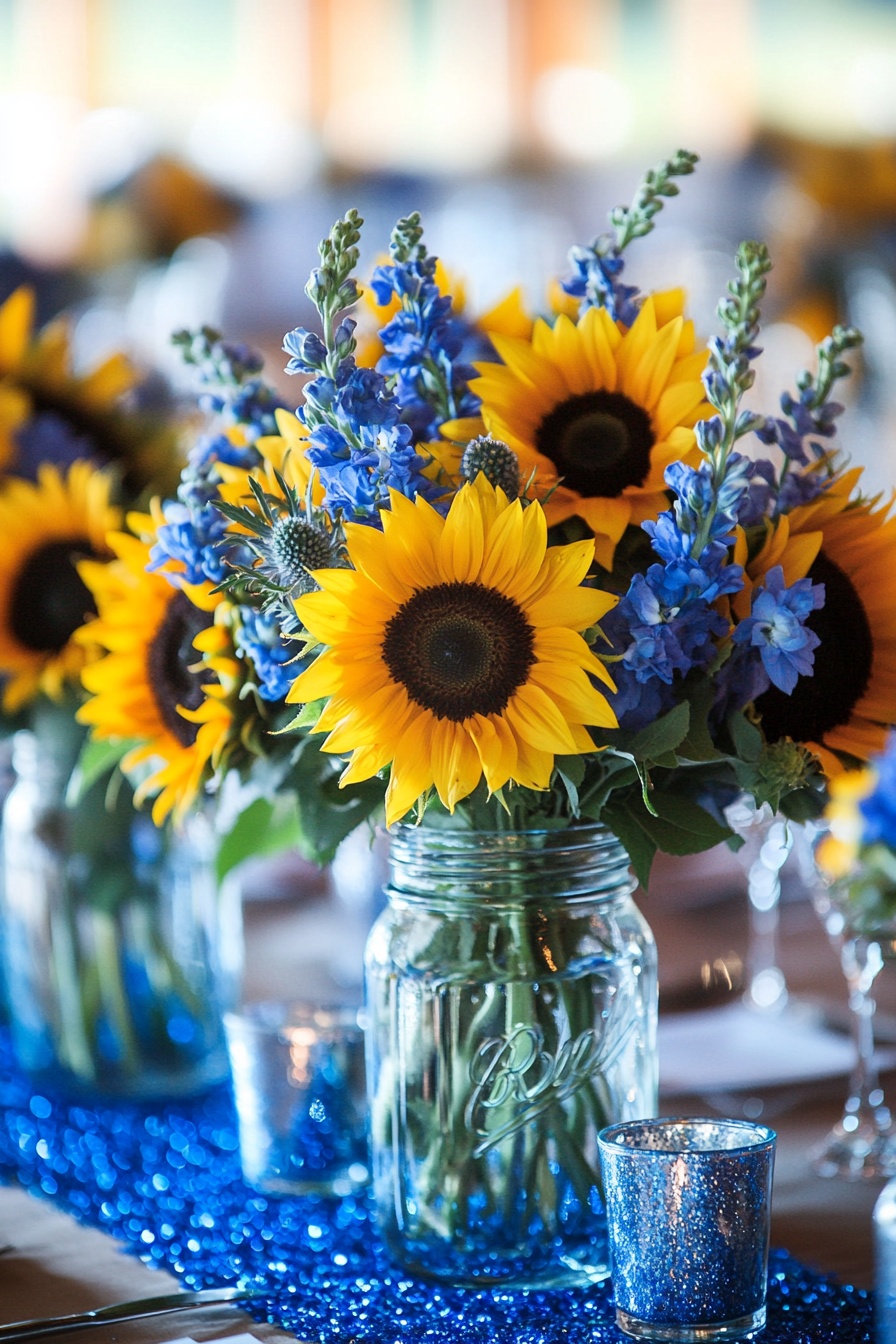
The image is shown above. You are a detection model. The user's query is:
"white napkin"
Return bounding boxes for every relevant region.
[166,1334,260,1344]
[658,1000,896,1094]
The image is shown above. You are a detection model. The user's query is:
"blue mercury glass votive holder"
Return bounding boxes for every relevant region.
[224,1000,370,1196]
[597,1117,776,1343]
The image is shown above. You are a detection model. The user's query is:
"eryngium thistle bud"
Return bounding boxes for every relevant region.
[269,516,332,592]
[460,436,520,498]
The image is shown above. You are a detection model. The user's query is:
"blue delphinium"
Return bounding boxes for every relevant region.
[756,326,862,471]
[563,149,697,325]
[371,213,479,444]
[173,329,284,440]
[234,607,296,703]
[282,210,443,525]
[151,330,285,586]
[731,565,824,695]
[860,733,896,847]
[604,490,744,730]
[563,243,640,327]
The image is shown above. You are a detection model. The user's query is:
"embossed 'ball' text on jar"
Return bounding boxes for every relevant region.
[364,822,658,1289]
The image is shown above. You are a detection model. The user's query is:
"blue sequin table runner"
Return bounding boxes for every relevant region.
[0,1033,874,1343]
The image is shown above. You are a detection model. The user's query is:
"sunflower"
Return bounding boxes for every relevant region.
[289,478,618,826]
[0,461,121,712]
[444,291,709,569]
[0,287,176,493]
[77,524,236,824]
[742,469,896,774]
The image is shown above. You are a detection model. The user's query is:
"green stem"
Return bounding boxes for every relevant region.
[91,908,142,1072]
[48,900,97,1082]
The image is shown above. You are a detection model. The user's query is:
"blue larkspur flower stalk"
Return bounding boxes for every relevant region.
[603,535,743,730]
[282,210,443,524]
[371,214,480,442]
[754,324,864,515]
[171,327,285,440]
[860,735,896,847]
[606,241,824,727]
[151,330,286,586]
[562,149,698,325]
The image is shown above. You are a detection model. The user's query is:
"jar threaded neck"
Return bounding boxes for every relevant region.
[386,822,634,904]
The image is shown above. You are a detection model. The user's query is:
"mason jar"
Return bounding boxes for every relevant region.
[0,728,242,1099]
[364,822,658,1289]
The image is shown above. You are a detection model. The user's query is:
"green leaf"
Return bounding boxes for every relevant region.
[679,680,726,762]
[597,700,691,764]
[554,754,586,813]
[278,732,385,865]
[273,698,325,734]
[66,737,139,807]
[602,781,734,891]
[645,791,732,851]
[601,800,657,891]
[215,794,304,884]
[578,756,640,817]
[727,709,762,765]
[554,754,586,786]
[778,786,826,825]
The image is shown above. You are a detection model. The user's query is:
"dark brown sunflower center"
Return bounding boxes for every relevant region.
[146,591,214,747]
[754,551,873,745]
[535,390,655,498]
[382,581,535,721]
[8,539,97,654]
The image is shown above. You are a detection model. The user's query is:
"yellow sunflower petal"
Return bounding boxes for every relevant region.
[0,288,34,371]
[430,718,482,813]
[385,715,437,825]
[467,713,519,794]
[505,682,579,754]
[528,661,617,728]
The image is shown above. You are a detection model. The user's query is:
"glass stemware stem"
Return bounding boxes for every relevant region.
[811,918,896,1179]
[727,799,793,1014]
[842,935,890,1130]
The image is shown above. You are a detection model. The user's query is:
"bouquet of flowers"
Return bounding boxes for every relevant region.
[0,288,238,1099]
[73,149,896,888]
[66,146,896,1279]
[0,286,177,731]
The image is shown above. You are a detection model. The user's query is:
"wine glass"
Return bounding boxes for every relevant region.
[809,875,896,1179]
[726,796,793,1014]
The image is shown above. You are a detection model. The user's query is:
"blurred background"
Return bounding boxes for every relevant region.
[3,0,896,497]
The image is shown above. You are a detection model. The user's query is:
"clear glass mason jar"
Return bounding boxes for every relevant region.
[364,822,658,1289]
[0,729,242,1099]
